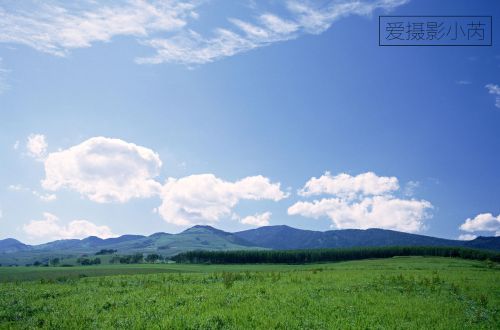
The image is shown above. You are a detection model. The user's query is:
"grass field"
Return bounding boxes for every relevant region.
[0,257,498,329]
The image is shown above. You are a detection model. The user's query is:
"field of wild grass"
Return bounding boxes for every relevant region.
[0,257,498,329]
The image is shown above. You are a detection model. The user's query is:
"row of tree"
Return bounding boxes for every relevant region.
[95,249,117,255]
[109,253,165,264]
[77,257,101,265]
[171,246,500,264]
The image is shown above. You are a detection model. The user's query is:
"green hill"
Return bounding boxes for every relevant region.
[0,225,499,266]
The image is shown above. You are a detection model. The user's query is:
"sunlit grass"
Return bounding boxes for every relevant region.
[0,257,498,329]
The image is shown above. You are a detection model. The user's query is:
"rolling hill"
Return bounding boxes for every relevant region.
[234,225,500,250]
[0,225,498,265]
[0,238,31,253]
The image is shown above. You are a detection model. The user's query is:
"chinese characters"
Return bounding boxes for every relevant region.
[380,16,491,46]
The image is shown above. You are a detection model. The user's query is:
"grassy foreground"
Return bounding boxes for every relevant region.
[0,257,498,329]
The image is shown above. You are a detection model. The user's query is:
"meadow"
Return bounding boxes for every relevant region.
[0,257,498,329]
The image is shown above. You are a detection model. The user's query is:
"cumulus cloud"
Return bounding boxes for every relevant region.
[42,137,162,203]
[0,1,408,65]
[288,171,432,233]
[485,84,500,108]
[459,213,500,237]
[298,171,399,198]
[458,234,477,241]
[240,211,271,226]
[23,212,115,241]
[26,134,48,160]
[158,174,287,226]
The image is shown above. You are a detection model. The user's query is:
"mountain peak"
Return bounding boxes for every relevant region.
[0,238,23,244]
[182,225,219,233]
[82,236,104,243]
[193,225,217,230]
[0,238,31,253]
[149,232,170,238]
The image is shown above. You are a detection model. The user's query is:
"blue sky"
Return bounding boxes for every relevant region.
[0,0,499,244]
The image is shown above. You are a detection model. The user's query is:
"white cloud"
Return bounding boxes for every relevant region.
[33,191,57,202]
[458,234,477,241]
[289,171,432,233]
[403,180,420,197]
[138,0,408,65]
[26,134,48,160]
[240,211,271,227]
[8,184,57,202]
[459,213,500,236]
[485,84,500,108]
[8,184,26,191]
[0,1,408,65]
[260,13,298,35]
[13,140,19,150]
[158,174,287,226]
[289,195,431,233]
[0,1,195,57]
[42,137,162,203]
[136,28,257,65]
[23,212,115,240]
[0,57,8,94]
[298,171,399,198]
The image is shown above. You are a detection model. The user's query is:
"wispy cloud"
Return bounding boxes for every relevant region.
[0,0,196,56]
[8,184,57,202]
[0,57,9,93]
[485,83,500,108]
[0,0,408,65]
[138,0,409,65]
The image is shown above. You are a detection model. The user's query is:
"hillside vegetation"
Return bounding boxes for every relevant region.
[1,225,499,266]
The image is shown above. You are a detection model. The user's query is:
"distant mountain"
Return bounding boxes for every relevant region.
[0,238,30,253]
[25,227,254,255]
[463,236,500,250]
[0,225,499,265]
[181,225,255,247]
[234,225,324,250]
[234,225,500,251]
[0,225,258,265]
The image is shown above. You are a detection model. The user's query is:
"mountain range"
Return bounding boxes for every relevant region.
[1,225,499,265]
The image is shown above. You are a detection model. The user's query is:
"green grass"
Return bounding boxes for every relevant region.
[0,257,498,329]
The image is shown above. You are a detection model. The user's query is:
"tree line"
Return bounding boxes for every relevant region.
[77,257,101,265]
[95,249,117,255]
[171,246,500,264]
[109,253,165,264]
